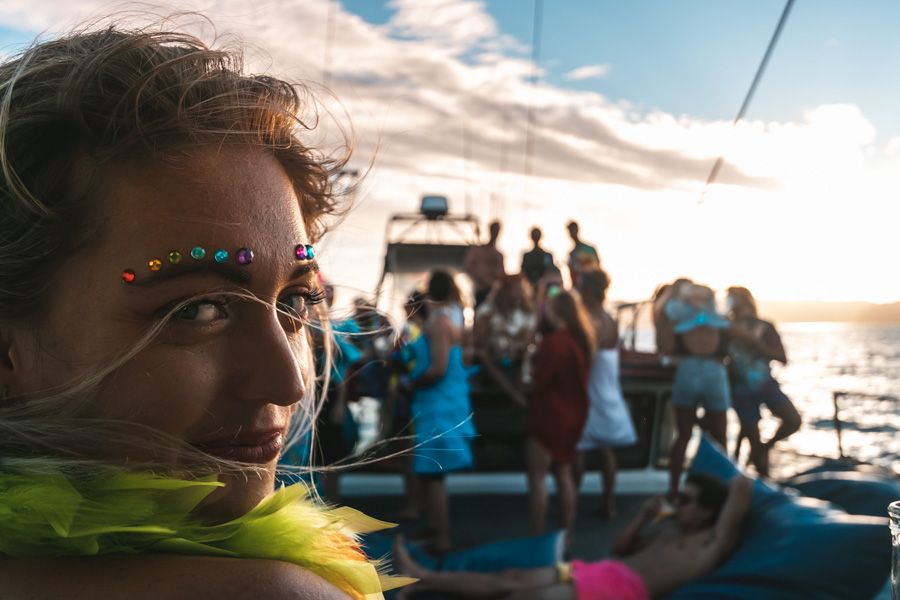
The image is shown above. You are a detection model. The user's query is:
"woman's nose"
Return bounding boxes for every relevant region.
[229,308,308,408]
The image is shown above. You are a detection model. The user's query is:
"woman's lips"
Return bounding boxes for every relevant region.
[195,431,284,464]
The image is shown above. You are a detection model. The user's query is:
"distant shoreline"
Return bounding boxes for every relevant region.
[615,300,900,326]
[758,301,900,324]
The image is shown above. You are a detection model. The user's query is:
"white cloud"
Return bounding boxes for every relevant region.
[387,0,496,51]
[2,0,896,302]
[562,63,610,81]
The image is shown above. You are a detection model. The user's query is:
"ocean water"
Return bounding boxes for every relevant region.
[774,322,900,474]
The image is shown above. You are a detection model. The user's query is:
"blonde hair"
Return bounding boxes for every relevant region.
[549,290,596,360]
[0,24,347,479]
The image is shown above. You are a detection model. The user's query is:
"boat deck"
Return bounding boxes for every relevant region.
[334,444,871,564]
[342,490,651,562]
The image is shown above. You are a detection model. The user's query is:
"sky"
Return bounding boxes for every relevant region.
[2,0,899,305]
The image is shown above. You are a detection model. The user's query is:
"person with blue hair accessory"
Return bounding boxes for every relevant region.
[654,280,731,500]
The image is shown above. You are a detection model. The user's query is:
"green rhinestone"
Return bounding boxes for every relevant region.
[167,250,182,264]
[190,246,206,260]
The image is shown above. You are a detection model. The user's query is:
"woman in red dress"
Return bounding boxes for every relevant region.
[527,289,595,548]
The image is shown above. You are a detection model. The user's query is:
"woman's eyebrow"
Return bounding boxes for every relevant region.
[126,260,319,288]
[289,261,320,281]
[127,263,253,288]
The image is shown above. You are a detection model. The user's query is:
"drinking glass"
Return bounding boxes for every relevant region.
[890,500,900,600]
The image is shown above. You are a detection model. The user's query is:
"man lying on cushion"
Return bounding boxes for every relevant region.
[392,474,753,599]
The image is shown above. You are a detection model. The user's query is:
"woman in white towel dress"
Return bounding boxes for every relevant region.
[574,269,637,518]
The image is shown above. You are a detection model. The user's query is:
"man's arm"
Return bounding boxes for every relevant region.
[703,475,754,565]
[491,248,505,279]
[462,245,478,278]
[610,496,663,557]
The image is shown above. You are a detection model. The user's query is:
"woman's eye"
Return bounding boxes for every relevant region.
[173,300,229,323]
[278,294,309,320]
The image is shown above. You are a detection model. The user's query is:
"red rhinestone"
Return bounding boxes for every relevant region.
[121,269,136,283]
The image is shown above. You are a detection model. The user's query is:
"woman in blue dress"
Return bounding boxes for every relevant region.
[409,270,476,553]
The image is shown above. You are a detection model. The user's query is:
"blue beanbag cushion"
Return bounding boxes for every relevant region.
[785,471,900,518]
[364,530,563,574]
[666,435,891,600]
[366,530,563,600]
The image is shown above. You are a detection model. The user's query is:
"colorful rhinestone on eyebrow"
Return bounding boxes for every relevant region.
[121,244,259,283]
[236,247,254,265]
[294,244,316,260]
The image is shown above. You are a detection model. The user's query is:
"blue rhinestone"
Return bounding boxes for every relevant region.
[190,246,206,260]
[306,245,315,259]
[214,249,228,263]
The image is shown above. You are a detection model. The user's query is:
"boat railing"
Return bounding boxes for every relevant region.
[831,390,899,460]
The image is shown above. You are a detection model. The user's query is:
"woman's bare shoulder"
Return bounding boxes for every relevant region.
[0,555,349,599]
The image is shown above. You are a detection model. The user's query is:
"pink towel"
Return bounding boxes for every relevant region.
[571,559,648,600]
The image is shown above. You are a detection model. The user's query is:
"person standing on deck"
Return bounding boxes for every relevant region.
[527,290,594,549]
[574,268,637,519]
[566,221,600,289]
[726,286,801,478]
[409,270,477,553]
[473,274,535,406]
[655,280,731,500]
[521,227,555,291]
[464,220,506,308]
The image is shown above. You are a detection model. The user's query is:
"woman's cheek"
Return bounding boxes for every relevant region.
[93,348,224,435]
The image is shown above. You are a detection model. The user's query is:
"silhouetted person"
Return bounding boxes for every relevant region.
[521,227,554,289]
[464,220,505,308]
[566,221,600,288]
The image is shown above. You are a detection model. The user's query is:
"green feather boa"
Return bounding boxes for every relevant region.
[0,462,412,599]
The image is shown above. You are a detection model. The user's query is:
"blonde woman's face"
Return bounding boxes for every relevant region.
[15,147,317,519]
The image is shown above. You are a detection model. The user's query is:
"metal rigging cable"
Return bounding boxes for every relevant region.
[516,0,544,213]
[523,0,543,181]
[699,0,796,202]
